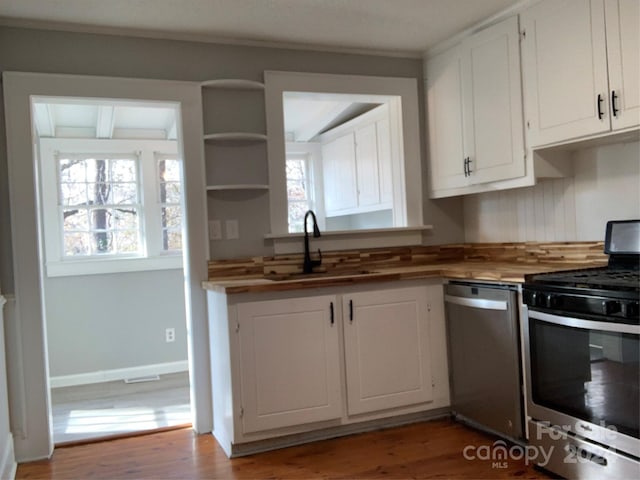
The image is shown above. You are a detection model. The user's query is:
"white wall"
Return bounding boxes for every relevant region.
[463,141,640,242]
[0,295,16,479]
[44,270,187,380]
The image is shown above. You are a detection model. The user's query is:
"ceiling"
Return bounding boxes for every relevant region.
[32,100,178,140]
[0,0,519,57]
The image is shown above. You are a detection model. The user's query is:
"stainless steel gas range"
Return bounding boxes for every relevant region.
[522,220,640,480]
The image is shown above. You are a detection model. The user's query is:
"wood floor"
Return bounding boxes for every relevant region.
[16,418,553,479]
[51,372,191,444]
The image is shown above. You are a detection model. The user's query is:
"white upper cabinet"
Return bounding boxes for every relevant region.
[462,15,525,185]
[426,45,468,192]
[322,132,358,214]
[320,104,394,216]
[426,15,525,198]
[605,0,640,131]
[521,0,639,147]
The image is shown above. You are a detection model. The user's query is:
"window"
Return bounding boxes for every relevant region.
[39,138,183,276]
[59,155,141,257]
[157,155,183,252]
[286,153,312,232]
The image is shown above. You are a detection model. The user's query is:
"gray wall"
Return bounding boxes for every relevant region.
[44,270,187,377]
[0,25,464,292]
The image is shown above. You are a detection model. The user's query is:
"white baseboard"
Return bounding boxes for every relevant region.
[49,360,189,388]
[0,432,16,480]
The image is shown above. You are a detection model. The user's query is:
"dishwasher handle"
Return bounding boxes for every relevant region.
[444,294,508,311]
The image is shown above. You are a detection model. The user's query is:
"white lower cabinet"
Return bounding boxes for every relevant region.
[208,282,449,457]
[343,287,433,415]
[236,295,342,433]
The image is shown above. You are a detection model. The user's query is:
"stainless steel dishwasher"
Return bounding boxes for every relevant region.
[444,281,523,441]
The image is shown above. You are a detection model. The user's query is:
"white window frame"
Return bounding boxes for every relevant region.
[39,138,182,277]
[285,141,325,231]
[155,152,184,254]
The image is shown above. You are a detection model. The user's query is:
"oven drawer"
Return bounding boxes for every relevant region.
[528,420,640,480]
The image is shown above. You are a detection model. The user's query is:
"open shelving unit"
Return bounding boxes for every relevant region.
[201,78,269,192]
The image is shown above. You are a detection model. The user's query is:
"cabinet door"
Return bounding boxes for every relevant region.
[463,15,525,184]
[605,0,640,131]
[354,122,381,208]
[426,45,469,193]
[521,0,609,146]
[237,295,341,433]
[322,132,358,215]
[343,286,433,415]
[376,117,393,205]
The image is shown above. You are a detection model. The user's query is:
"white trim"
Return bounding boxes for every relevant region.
[264,71,423,240]
[46,255,183,277]
[203,132,267,142]
[0,17,422,59]
[38,137,181,273]
[3,71,211,461]
[206,184,269,191]
[49,360,189,389]
[200,79,265,90]
[0,433,16,480]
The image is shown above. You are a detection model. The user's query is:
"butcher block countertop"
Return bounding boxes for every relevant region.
[203,242,608,294]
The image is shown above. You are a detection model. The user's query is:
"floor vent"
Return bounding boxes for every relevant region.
[124,375,161,384]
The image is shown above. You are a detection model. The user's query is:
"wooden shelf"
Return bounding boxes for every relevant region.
[206,184,270,191]
[203,132,267,143]
[200,79,265,90]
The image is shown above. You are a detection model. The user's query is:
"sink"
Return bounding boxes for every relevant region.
[264,269,373,281]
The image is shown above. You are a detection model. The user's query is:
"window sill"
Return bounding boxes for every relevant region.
[265,226,433,254]
[46,255,183,277]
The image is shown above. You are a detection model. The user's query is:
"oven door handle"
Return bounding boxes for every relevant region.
[445,295,508,311]
[528,309,640,335]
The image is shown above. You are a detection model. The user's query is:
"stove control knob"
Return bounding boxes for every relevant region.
[547,294,563,309]
[624,302,639,319]
[601,300,621,316]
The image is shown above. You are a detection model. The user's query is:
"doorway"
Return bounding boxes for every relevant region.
[3,72,210,460]
[32,98,192,444]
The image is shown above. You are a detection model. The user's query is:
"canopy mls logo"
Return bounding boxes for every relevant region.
[463,440,553,469]
[462,421,621,469]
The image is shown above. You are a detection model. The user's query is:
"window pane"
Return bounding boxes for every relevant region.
[92,183,112,204]
[113,208,138,230]
[58,155,141,258]
[114,230,139,253]
[63,209,90,231]
[286,157,311,233]
[159,159,181,182]
[91,231,113,254]
[59,159,86,183]
[164,230,182,251]
[111,183,138,204]
[60,183,87,206]
[64,232,90,256]
[162,206,182,229]
[162,182,181,203]
[158,157,183,253]
[111,159,137,182]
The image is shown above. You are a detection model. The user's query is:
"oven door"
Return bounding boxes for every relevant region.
[523,306,640,458]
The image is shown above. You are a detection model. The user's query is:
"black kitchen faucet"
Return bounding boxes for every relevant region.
[303,210,322,273]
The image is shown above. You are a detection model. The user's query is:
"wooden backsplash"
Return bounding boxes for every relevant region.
[208,241,607,279]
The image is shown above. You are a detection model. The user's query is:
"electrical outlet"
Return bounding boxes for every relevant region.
[165,327,175,343]
[225,219,239,240]
[208,220,222,240]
